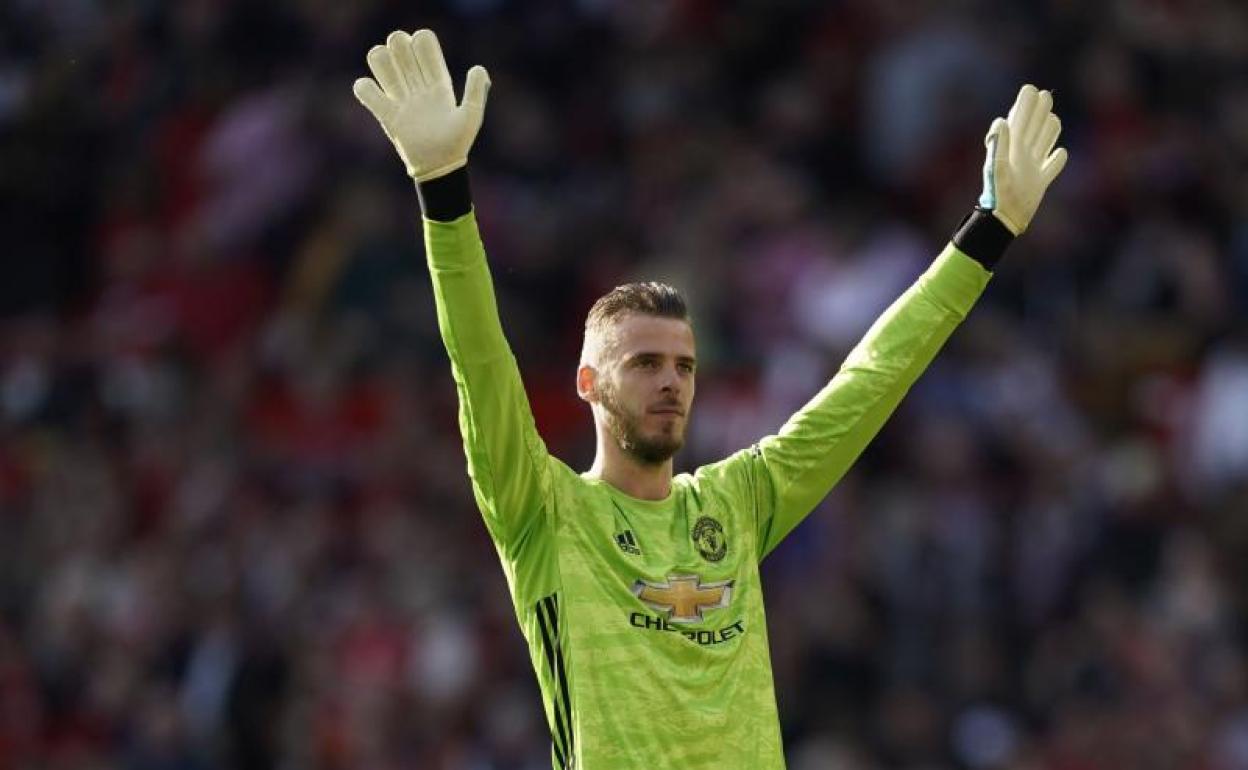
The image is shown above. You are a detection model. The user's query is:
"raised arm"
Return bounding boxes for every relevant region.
[354,30,549,549]
[722,85,1070,559]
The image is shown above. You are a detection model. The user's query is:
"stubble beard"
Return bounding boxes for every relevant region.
[598,382,685,466]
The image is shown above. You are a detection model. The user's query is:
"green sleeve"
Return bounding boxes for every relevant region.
[745,244,991,559]
[424,210,550,550]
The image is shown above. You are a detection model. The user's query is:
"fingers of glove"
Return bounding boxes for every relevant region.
[1040,147,1069,187]
[386,29,426,89]
[1007,85,1038,133]
[1036,114,1062,160]
[353,77,396,126]
[386,31,422,92]
[1021,89,1053,148]
[413,29,453,94]
[367,45,406,98]
[1007,84,1038,163]
[462,65,491,110]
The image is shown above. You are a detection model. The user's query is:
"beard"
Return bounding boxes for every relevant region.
[598,382,685,465]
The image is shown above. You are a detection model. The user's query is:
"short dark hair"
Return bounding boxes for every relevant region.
[585,282,688,332]
[581,282,690,365]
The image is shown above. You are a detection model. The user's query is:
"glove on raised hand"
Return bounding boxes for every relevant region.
[353,29,490,182]
[979,84,1069,235]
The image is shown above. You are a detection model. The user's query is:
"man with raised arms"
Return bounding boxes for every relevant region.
[353,28,1067,770]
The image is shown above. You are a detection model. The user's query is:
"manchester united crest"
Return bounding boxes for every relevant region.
[691,516,727,562]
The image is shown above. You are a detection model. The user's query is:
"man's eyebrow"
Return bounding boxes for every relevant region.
[626,352,697,364]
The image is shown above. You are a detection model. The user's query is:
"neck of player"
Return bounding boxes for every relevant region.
[585,433,674,501]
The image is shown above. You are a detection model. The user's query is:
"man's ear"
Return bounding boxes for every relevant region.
[576,364,597,403]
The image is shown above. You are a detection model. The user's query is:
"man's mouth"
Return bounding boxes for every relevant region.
[648,405,685,416]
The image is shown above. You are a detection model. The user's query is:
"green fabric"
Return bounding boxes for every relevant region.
[425,211,991,769]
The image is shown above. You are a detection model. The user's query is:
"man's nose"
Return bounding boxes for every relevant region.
[659,364,682,393]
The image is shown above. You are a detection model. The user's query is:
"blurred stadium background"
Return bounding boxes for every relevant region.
[2,1,1248,768]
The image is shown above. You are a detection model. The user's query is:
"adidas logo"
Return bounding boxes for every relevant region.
[615,530,641,556]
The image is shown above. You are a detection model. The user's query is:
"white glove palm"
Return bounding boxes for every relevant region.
[353,29,490,182]
[979,84,1069,235]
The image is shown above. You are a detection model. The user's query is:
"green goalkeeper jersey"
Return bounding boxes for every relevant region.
[424,211,990,769]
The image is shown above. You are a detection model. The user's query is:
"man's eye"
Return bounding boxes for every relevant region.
[678,363,695,374]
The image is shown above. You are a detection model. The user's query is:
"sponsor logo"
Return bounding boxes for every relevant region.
[629,613,745,646]
[615,529,641,556]
[631,574,733,623]
[691,516,727,562]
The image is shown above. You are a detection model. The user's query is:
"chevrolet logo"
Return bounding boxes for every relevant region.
[631,575,734,623]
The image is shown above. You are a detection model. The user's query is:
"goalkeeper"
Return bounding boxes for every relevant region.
[353,29,1067,770]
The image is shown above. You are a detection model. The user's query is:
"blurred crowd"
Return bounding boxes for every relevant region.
[2,0,1247,768]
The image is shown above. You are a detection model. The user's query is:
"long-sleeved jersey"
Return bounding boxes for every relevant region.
[425,210,990,769]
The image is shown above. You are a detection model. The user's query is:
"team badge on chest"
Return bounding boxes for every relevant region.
[691,516,727,562]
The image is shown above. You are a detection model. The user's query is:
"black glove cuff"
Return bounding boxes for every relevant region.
[951,208,1015,270]
[417,167,473,222]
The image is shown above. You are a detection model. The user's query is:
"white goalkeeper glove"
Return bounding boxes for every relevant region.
[979,84,1069,235]
[353,29,490,182]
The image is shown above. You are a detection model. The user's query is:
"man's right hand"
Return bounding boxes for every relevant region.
[353,29,490,182]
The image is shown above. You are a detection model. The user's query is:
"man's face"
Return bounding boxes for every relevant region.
[582,313,696,465]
